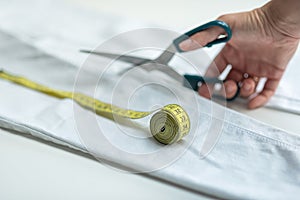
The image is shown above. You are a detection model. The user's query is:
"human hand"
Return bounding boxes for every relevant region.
[179,2,300,109]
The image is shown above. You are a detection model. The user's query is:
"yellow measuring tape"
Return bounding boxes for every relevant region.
[0,70,190,144]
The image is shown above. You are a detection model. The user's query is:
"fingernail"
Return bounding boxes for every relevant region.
[179,39,199,51]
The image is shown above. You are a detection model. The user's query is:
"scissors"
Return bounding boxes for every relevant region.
[80,20,240,101]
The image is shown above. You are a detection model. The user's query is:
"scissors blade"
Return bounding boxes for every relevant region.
[139,62,184,83]
[153,44,177,65]
[139,63,223,93]
[79,49,222,88]
[80,49,152,65]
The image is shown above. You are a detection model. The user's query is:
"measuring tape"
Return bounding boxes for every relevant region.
[0,70,190,144]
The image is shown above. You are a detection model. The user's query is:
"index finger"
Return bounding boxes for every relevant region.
[199,52,228,98]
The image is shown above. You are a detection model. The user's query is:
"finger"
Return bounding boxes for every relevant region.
[200,80,238,100]
[209,68,241,99]
[223,80,238,99]
[240,78,256,98]
[226,69,244,82]
[198,82,211,99]
[248,79,280,109]
[179,26,226,51]
[199,52,228,98]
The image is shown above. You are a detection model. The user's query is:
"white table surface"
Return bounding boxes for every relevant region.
[1,0,299,199]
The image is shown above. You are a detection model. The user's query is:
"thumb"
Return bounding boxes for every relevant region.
[179,21,228,51]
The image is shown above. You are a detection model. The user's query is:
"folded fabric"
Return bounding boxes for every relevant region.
[0,31,300,200]
[265,46,300,114]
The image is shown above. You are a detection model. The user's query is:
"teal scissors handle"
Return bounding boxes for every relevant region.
[183,75,240,102]
[173,20,232,52]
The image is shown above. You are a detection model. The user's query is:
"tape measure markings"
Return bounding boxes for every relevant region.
[0,70,190,144]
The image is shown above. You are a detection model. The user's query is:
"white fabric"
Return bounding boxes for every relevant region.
[0,0,300,114]
[0,1,300,199]
[265,47,300,114]
[0,30,300,200]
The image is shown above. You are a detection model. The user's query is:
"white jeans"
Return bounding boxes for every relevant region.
[0,31,299,200]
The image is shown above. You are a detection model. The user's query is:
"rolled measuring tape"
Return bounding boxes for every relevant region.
[0,70,190,144]
[150,104,190,144]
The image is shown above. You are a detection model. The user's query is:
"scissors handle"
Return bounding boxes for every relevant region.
[173,20,232,52]
[183,74,239,101]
